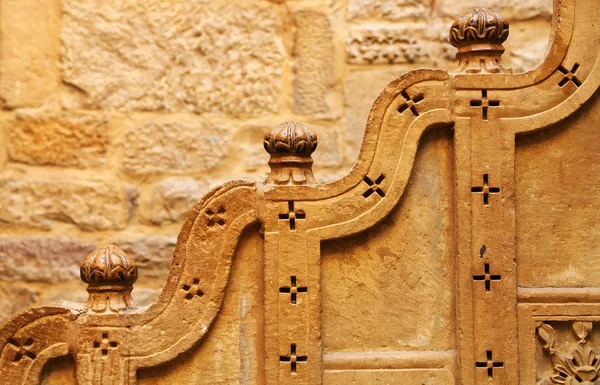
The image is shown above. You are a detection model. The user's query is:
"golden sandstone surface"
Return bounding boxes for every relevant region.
[6,0,599,384]
[0,0,552,323]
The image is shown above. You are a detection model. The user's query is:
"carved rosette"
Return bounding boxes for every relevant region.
[537,321,600,384]
[80,245,138,313]
[264,121,318,185]
[450,8,512,74]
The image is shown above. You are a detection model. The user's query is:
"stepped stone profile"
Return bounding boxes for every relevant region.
[1,1,600,384]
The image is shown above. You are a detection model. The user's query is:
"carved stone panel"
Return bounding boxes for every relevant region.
[2,1,600,385]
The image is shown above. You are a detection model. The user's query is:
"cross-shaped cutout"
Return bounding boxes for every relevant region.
[363,175,386,198]
[280,343,307,373]
[206,206,226,227]
[476,350,504,378]
[558,63,582,87]
[182,278,204,301]
[93,333,118,359]
[470,90,500,121]
[8,338,36,363]
[471,174,500,206]
[473,263,501,292]
[278,201,306,231]
[397,90,424,117]
[279,276,308,304]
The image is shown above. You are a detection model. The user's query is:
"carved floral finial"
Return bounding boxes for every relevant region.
[263,122,318,185]
[80,245,138,313]
[450,8,512,74]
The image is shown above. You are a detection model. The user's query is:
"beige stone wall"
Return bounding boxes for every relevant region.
[0,0,551,322]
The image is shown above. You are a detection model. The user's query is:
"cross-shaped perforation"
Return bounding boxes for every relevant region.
[473,263,501,292]
[470,90,500,121]
[206,206,226,227]
[363,174,386,198]
[278,201,306,231]
[280,344,308,373]
[182,278,204,301]
[476,350,504,378]
[8,338,36,363]
[279,276,308,304]
[93,333,118,359]
[397,90,425,117]
[471,174,500,206]
[558,63,582,87]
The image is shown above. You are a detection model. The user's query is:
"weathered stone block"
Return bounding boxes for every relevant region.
[0,282,37,323]
[0,118,6,170]
[347,0,429,21]
[292,10,333,114]
[140,177,210,225]
[347,27,428,65]
[61,1,283,116]
[504,18,553,72]
[439,0,552,21]
[131,287,162,308]
[0,176,127,230]
[122,122,229,175]
[0,237,95,282]
[117,236,177,278]
[7,113,108,168]
[344,68,402,159]
[0,0,60,108]
[239,123,272,173]
[311,123,343,169]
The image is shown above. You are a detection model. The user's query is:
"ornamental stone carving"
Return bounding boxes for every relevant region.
[450,8,511,74]
[263,121,318,155]
[264,121,318,185]
[2,1,600,384]
[80,245,138,313]
[537,322,600,385]
[347,28,427,65]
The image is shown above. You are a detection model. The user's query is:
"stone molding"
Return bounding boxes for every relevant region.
[1,0,600,384]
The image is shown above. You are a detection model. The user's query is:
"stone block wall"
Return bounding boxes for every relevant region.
[0,0,551,322]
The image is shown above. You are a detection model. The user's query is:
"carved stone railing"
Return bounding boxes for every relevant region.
[2,0,600,384]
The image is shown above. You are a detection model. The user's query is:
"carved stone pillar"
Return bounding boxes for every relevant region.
[263,122,322,385]
[450,9,518,384]
[77,246,138,385]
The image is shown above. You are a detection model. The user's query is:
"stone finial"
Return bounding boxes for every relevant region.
[80,245,138,313]
[264,122,318,185]
[450,8,512,74]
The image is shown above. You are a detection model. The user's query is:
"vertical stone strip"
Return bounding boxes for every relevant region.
[278,232,310,384]
[292,10,333,115]
[0,116,6,170]
[456,110,518,384]
[76,327,131,385]
[305,234,322,385]
[454,117,475,385]
[264,231,280,384]
[264,200,323,385]
[450,10,518,384]
[0,0,60,108]
[470,116,517,385]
